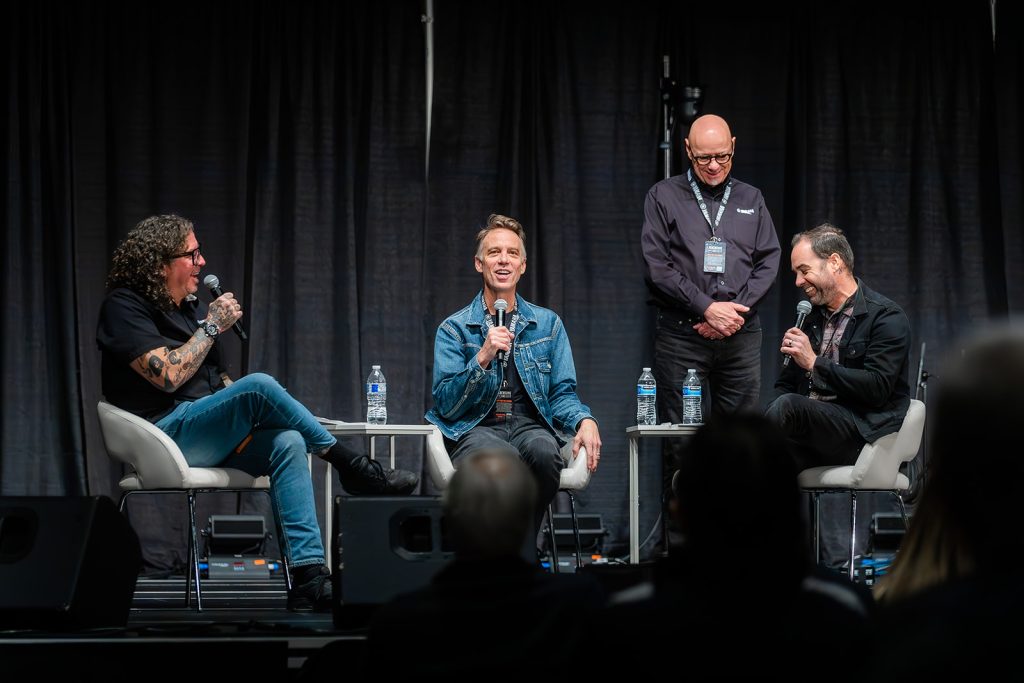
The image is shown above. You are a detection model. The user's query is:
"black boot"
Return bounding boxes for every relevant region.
[320,443,419,495]
[288,563,332,612]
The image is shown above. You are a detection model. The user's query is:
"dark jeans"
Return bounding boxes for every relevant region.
[653,311,763,421]
[764,393,865,472]
[652,312,763,551]
[654,312,762,472]
[445,415,563,534]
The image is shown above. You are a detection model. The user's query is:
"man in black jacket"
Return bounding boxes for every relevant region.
[767,224,911,471]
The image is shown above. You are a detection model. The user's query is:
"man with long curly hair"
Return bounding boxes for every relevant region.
[97,214,418,611]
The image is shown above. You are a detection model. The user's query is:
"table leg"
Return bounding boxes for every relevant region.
[324,460,332,570]
[630,435,639,564]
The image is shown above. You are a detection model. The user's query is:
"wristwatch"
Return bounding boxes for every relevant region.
[198,320,220,340]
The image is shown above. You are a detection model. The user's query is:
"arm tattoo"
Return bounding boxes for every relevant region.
[134,332,214,392]
[176,335,207,380]
[147,355,165,377]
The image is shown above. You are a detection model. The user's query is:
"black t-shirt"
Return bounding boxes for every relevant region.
[479,330,540,426]
[505,341,537,418]
[96,287,225,421]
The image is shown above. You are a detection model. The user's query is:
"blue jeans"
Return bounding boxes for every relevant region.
[155,373,336,567]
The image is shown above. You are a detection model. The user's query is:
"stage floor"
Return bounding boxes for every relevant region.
[0,575,364,679]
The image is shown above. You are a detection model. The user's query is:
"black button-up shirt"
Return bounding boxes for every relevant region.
[641,171,781,319]
[97,287,225,421]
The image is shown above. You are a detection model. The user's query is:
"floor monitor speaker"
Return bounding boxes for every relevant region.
[0,496,141,630]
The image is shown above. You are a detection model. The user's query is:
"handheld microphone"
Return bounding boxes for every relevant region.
[494,298,508,362]
[202,274,249,342]
[782,300,813,368]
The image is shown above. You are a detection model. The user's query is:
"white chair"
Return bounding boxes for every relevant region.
[96,401,278,611]
[424,426,592,571]
[798,398,926,580]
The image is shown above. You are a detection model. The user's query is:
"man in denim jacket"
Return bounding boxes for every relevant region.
[426,214,602,530]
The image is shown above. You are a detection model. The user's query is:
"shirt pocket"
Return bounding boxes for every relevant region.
[843,342,866,366]
[531,357,552,396]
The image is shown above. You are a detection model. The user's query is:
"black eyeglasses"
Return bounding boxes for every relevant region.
[170,242,202,265]
[691,152,734,166]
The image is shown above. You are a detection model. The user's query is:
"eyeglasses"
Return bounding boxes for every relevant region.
[170,242,202,265]
[691,152,734,166]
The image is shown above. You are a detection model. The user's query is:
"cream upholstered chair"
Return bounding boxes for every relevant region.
[96,401,278,611]
[798,398,926,580]
[424,426,592,572]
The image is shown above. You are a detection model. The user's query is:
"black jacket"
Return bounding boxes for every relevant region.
[773,279,911,442]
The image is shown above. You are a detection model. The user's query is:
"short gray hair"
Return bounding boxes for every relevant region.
[443,449,537,558]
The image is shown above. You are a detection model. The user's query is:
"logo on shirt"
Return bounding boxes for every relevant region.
[736,208,755,215]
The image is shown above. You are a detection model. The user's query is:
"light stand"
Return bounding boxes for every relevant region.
[658,56,703,179]
[660,56,675,180]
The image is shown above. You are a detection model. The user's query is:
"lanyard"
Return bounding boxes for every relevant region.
[688,169,733,240]
[482,296,519,370]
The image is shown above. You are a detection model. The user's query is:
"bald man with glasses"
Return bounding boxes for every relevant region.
[640,114,781,548]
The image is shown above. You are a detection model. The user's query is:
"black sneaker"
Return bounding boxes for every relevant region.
[339,455,419,495]
[320,444,419,495]
[288,563,333,612]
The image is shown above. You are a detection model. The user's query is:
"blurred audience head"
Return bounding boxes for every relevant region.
[879,323,1024,600]
[672,413,805,582]
[443,449,538,560]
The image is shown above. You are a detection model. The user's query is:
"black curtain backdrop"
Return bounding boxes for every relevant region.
[3,1,1020,561]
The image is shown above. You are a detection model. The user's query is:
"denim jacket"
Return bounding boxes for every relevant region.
[425,292,594,441]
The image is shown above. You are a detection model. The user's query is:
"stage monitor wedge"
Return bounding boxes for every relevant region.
[333,495,453,609]
[0,496,141,631]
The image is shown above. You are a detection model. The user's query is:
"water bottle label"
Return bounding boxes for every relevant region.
[683,387,701,397]
[367,383,380,393]
[637,386,656,396]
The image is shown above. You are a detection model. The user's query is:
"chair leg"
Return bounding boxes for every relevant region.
[566,491,584,570]
[848,490,858,582]
[546,504,559,574]
[812,492,821,565]
[264,490,294,592]
[187,491,203,611]
[893,491,910,532]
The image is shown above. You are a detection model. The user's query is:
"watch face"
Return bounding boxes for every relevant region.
[203,322,218,337]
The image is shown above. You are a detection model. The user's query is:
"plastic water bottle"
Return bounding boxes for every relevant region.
[636,368,657,425]
[682,369,703,425]
[366,365,387,425]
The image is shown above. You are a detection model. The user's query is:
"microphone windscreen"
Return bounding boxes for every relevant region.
[203,274,221,291]
[494,298,508,313]
[796,300,812,315]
